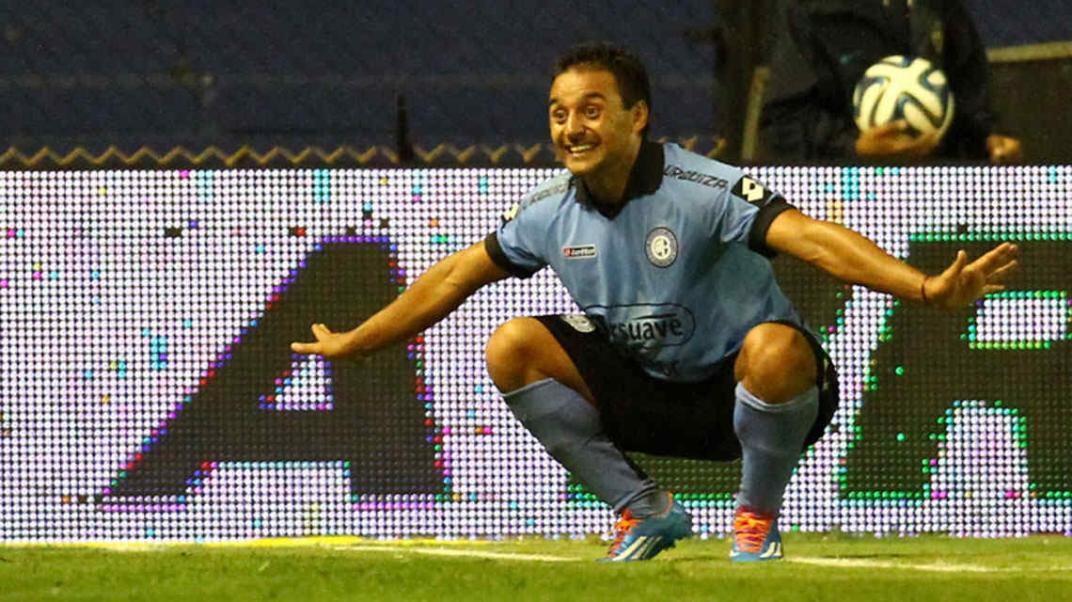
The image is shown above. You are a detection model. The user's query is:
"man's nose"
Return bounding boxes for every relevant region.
[565,112,585,136]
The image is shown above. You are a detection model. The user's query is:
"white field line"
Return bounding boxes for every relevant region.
[333,545,575,562]
[789,556,1071,573]
[6,539,1071,572]
[0,537,579,562]
[342,547,1072,572]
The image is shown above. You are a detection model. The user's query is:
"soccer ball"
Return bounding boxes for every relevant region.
[852,55,955,139]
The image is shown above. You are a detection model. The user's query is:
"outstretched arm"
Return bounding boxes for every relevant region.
[766,209,1019,310]
[290,240,511,357]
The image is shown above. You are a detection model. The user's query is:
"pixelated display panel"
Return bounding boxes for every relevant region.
[0,166,1069,541]
[844,236,1071,499]
[104,239,441,503]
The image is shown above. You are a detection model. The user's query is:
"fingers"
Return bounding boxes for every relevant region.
[873,121,907,136]
[986,259,1019,284]
[291,323,333,355]
[929,243,1022,310]
[910,132,940,154]
[290,341,319,354]
[889,124,938,157]
[943,249,969,279]
[971,243,1020,275]
[988,135,1023,164]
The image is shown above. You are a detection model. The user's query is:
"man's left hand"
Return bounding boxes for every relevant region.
[987,134,1023,164]
[923,243,1020,310]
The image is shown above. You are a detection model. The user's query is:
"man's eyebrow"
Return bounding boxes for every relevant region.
[548,92,608,107]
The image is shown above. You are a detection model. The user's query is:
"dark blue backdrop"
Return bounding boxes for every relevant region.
[0,1,1066,151]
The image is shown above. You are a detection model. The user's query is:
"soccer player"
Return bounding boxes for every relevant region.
[291,42,1018,562]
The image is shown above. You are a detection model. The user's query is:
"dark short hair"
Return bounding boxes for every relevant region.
[553,42,652,123]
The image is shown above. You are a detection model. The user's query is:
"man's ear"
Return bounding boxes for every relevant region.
[631,100,650,134]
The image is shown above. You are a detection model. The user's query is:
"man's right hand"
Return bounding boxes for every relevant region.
[288,241,509,361]
[291,323,361,358]
[856,121,940,160]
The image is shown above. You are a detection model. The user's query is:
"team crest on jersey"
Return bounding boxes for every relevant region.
[562,244,597,259]
[732,176,774,206]
[645,227,678,268]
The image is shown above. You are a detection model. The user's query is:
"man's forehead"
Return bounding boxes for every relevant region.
[548,68,622,104]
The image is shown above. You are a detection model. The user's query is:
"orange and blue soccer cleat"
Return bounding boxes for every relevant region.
[602,497,693,562]
[730,507,782,562]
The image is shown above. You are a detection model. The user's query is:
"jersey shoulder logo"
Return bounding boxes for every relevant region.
[502,174,571,223]
[731,175,775,206]
[501,203,521,223]
[663,164,729,190]
[645,227,678,268]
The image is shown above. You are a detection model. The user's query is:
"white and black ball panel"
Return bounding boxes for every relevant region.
[852,55,955,139]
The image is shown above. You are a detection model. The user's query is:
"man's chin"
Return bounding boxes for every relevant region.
[562,155,600,176]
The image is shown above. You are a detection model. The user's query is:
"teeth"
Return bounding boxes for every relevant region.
[569,144,594,154]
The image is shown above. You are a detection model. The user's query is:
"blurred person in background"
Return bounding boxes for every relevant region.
[759,0,1022,163]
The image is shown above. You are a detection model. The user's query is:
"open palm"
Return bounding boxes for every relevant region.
[290,323,358,358]
[925,243,1019,310]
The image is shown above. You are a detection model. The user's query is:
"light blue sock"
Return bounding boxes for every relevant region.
[733,383,818,515]
[503,378,664,516]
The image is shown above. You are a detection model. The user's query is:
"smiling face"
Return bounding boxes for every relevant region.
[548,67,648,187]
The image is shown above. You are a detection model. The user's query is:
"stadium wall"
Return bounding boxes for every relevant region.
[1,164,1070,541]
[1,1,1068,160]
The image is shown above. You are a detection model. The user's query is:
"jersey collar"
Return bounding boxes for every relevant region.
[573,141,665,218]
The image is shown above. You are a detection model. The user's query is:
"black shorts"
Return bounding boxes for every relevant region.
[535,315,839,462]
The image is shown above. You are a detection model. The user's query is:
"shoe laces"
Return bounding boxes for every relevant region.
[733,508,775,554]
[606,509,639,556]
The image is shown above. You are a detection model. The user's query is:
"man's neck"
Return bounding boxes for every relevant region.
[581,139,644,205]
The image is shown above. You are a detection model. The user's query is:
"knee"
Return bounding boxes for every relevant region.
[735,323,816,403]
[485,317,543,391]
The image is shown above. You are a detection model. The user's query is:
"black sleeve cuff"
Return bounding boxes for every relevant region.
[747,196,795,258]
[483,232,539,279]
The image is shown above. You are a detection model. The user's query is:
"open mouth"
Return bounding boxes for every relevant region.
[565,143,598,157]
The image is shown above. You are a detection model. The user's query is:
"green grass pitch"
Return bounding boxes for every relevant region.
[2,534,1071,601]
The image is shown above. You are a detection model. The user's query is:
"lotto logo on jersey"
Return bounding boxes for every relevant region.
[562,244,598,259]
[732,176,774,206]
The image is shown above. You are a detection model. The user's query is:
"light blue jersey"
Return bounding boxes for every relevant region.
[486,142,802,382]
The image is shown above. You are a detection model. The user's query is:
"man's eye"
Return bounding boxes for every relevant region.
[552,111,566,122]
[584,106,600,118]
